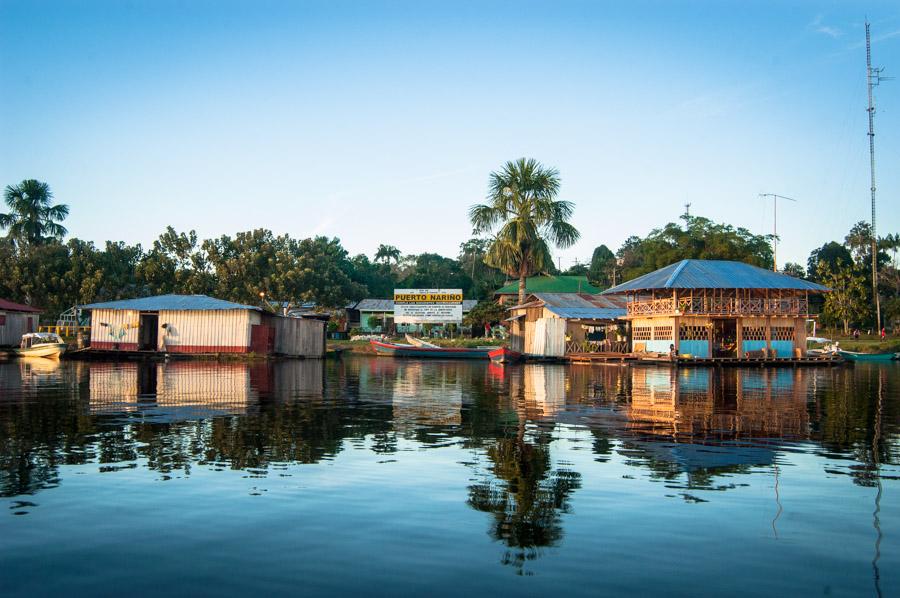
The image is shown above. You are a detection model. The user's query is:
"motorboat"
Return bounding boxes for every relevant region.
[16,332,68,359]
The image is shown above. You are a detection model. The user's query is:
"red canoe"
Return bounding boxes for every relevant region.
[488,346,522,364]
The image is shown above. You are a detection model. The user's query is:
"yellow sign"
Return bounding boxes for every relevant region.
[394,292,463,303]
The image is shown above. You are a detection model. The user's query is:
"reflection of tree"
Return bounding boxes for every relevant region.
[467,424,581,574]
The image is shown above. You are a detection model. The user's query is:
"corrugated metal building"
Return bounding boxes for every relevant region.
[0,299,41,347]
[603,259,829,359]
[82,294,326,357]
[506,293,627,357]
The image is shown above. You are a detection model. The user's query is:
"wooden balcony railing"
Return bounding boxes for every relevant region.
[626,297,810,317]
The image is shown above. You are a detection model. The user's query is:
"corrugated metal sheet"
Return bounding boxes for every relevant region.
[603,260,830,293]
[90,308,140,349]
[160,310,253,352]
[0,312,38,346]
[270,315,326,357]
[529,293,627,320]
[82,294,260,311]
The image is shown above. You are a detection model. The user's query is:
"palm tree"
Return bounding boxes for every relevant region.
[374,244,401,264]
[469,158,579,304]
[0,180,69,246]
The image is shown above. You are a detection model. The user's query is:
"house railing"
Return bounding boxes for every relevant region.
[565,340,629,354]
[626,297,810,317]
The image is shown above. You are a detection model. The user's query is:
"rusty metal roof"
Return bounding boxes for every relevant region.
[0,298,42,313]
[528,293,626,320]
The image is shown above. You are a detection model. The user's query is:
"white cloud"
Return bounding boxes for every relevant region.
[810,14,842,39]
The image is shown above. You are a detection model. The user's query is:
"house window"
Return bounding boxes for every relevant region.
[653,326,673,340]
[0,314,5,326]
[742,326,766,341]
[633,326,652,341]
[771,326,794,341]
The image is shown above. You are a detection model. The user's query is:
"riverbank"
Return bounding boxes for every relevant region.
[811,336,900,354]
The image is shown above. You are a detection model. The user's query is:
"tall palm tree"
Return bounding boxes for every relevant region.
[469,158,579,304]
[0,179,69,246]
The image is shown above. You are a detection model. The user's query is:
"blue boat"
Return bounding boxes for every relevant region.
[370,340,492,359]
[838,350,899,362]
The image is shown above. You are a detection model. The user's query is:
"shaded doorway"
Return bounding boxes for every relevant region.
[139,313,159,351]
[712,319,737,358]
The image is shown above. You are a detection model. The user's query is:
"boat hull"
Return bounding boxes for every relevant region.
[370,340,491,359]
[838,350,899,362]
[488,346,522,364]
[15,343,67,359]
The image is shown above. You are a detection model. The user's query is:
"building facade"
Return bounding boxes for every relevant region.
[506,293,627,357]
[83,294,326,357]
[602,260,829,359]
[0,299,40,347]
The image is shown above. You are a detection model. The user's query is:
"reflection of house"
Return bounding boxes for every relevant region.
[83,294,326,357]
[347,298,477,333]
[506,293,626,357]
[88,361,256,417]
[603,260,829,359]
[0,299,40,347]
[627,366,810,439]
[494,275,600,305]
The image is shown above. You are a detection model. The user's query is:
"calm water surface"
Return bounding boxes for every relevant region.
[1,357,898,596]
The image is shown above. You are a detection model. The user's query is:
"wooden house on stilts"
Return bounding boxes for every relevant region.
[602,260,830,360]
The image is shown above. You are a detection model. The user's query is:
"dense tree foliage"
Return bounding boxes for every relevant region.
[0,179,69,247]
[615,215,774,281]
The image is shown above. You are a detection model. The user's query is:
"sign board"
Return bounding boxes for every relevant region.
[394,289,463,324]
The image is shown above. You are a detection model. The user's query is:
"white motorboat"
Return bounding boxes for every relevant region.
[15,332,68,359]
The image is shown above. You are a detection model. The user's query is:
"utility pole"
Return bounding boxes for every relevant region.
[866,21,890,331]
[758,193,797,271]
[683,202,692,219]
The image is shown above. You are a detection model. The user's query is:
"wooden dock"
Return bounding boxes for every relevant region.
[566,352,636,364]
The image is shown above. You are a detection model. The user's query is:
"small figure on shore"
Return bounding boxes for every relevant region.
[853,329,860,340]
[669,343,676,361]
[881,327,887,340]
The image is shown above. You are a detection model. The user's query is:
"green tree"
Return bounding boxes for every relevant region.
[587,244,615,288]
[817,261,868,335]
[400,253,473,295]
[781,262,806,278]
[0,180,69,246]
[458,238,506,300]
[807,241,853,281]
[615,215,773,281]
[463,300,508,336]
[469,158,580,305]
[374,244,401,265]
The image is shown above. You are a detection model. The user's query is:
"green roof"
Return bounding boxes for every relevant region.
[494,275,600,296]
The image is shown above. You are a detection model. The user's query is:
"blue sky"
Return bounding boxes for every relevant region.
[1,1,898,270]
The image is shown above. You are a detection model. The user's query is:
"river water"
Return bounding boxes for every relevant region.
[1,357,898,596]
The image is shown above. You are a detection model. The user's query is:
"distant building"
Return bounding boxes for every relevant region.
[506,293,627,357]
[82,294,326,357]
[494,275,601,304]
[347,299,478,333]
[0,299,41,347]
[602,259,829,359]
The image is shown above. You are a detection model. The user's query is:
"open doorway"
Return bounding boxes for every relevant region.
[712,319,737,357]
[139,313,159,351]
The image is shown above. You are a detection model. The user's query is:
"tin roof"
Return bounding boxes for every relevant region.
[602,260,830,294]
[0,299,42,313]
[494,275,600,296]
[528,293,627,321]
[81,294,261,311]
[352,299,478,312]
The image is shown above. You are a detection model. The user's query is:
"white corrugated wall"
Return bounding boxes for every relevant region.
[0,312,38,346]
[158,310,253,352]
[90,309,140,349]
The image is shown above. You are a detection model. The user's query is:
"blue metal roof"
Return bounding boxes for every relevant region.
[81,294,261,311]
[530,293,627,321]
[602,260,830,294]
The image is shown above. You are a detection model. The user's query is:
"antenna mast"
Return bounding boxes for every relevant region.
[866,21,889,331]
[758,193,797,271]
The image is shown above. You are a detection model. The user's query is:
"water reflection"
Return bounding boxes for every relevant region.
[0,358,898,585]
